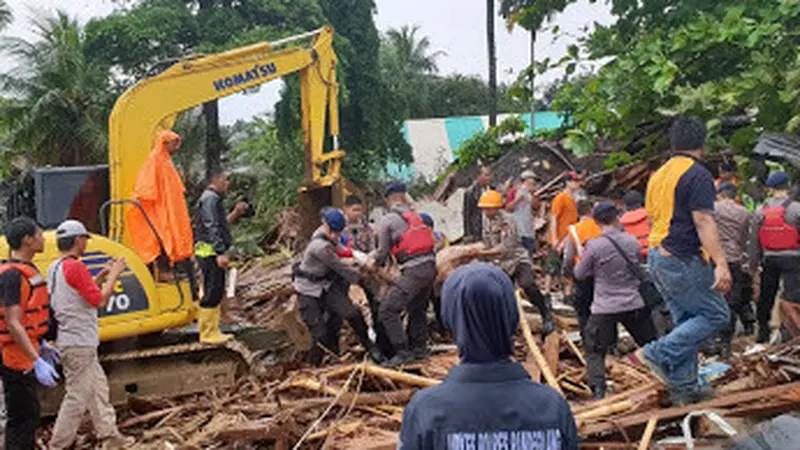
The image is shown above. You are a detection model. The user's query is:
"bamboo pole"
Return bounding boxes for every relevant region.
[638,417,658,450]
[363,364,440,388]
[516,294,564,395]
[562,330,586,366]
[575,399,636,422]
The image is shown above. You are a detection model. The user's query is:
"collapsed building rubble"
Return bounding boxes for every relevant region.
[44,246,800,450]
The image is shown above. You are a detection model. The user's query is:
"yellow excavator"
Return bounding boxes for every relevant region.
[1,26,347,411]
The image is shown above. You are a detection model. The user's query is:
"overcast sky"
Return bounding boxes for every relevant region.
[3,0,613,124]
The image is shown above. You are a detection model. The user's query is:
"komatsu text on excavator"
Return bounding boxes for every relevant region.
[1,26,347,412]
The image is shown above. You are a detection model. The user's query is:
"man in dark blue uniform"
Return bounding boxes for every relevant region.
[399,263,577,450]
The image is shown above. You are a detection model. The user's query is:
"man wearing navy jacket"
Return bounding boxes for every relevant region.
[399,263,578,450]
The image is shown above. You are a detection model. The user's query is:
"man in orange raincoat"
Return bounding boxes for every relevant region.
[126,131,194,270]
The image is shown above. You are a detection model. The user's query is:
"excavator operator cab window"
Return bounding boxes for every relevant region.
[7,165,110,233]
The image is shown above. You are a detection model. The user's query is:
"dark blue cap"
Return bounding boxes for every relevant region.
[420,212,434,228]
[323,208,346,232]
[592,201,619,221]
[717,181,738,195]
[766,172,789,188]
[384,182,407,197]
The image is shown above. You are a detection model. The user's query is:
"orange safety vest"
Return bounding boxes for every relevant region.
[0,262,49,371]
[620,208,651,257]
[568,218,602,263]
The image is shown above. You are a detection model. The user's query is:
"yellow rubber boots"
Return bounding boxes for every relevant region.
[198,307,233,344]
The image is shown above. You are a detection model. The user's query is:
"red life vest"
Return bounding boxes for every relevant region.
[391,211,435,263]
[0,262,49,371]
[759,199,800,251]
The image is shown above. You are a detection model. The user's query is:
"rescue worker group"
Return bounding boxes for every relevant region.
[1,116,799,449]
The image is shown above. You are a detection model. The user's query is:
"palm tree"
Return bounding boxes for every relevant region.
[0,11,113,166]
[381,25,445,118]
[487,0,498,127]
[384,25,445,75]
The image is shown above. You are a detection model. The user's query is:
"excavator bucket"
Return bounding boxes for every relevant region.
[298,180,346,241]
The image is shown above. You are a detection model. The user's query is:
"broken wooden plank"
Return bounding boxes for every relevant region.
[215,418,293,443]
[575,399,636,422]
[516,294,564,395]
[638,417,658,450]
[544,331,560,375]
[572,382,660,415]
[362,365,440,388]
[580,381,800,436]
[307,421,363,442]
[562,330,586,366]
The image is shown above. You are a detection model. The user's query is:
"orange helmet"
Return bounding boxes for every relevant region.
[478,190,503,208]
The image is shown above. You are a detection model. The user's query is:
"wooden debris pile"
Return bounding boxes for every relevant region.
[48,244,795,449]
[102,355,459,450]
[78,332,796,450]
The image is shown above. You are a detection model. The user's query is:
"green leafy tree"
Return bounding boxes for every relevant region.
[503,0,800,154]
[379,26,524,120]
[228,117,305,253]
[275,0,412,181]
[384,25,444,75]
[0,11,113,166]
[379,25,444,120]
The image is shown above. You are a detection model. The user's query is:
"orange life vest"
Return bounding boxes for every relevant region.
[620,208,651,257]
[391,211,436,263]
[0,262,49,371]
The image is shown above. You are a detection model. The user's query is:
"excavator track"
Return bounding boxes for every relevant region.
[38,327,292,416]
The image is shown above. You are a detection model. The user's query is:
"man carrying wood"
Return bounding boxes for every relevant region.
[399,263,577,449]
[372,183,437,367]
[293,208,384,365]
[479,189,554,335]
[339,195,392,356]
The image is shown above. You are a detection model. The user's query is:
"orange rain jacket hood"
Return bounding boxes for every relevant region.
[126,130,194,264]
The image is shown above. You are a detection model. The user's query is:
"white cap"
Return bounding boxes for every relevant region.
[55,220,90,239]
[520,170,537,180]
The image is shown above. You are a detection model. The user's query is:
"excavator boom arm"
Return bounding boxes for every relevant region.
[108,26,343,241]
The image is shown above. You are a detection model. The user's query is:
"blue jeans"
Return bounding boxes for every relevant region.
[643,248,730,394]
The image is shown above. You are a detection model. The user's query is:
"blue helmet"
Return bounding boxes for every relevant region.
[322,208,346,232]
[766,172,790,189]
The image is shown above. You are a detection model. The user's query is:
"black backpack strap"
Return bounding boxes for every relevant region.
[602,235,646,282]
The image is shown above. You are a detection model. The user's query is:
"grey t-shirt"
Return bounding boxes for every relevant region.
[512,187,535,238]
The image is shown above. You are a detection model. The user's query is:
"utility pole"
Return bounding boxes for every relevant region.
[530,29,536,140]
[487,0,497,127]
